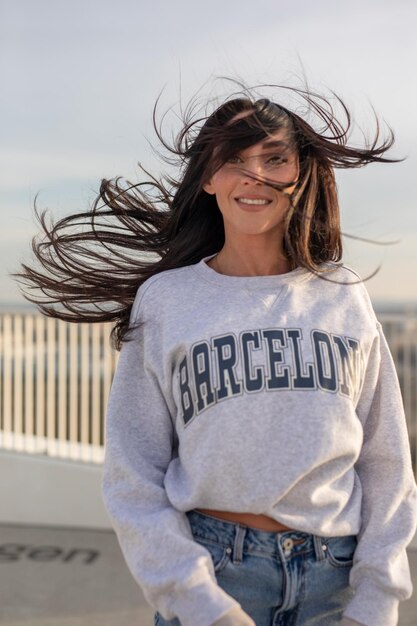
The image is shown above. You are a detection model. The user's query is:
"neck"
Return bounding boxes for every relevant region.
[213,245,291,277]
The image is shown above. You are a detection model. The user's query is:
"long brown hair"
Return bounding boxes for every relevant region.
[15,80,400,349]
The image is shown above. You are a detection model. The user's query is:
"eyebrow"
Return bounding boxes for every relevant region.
[260,140,292,150]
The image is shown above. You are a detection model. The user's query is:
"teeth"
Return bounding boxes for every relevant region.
[237,198,271,205]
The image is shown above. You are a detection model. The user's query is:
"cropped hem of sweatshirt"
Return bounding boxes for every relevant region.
[102,254,417,626]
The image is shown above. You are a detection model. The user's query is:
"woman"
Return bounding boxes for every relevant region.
[17,81,417,626]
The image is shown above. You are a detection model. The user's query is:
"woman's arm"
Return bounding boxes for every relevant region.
[342,323,417,626]
[102,286,240,626]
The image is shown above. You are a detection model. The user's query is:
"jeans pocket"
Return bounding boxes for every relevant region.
[193,536,230,573]
[323,535,357,568]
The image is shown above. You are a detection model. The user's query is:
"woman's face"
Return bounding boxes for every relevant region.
[203,130,299,243]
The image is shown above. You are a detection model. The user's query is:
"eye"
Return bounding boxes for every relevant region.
[225,155,242,164]
[267,155,288,165]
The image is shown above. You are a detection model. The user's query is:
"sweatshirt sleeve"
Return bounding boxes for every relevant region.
[101,284,240,626]
[343,322,417,626]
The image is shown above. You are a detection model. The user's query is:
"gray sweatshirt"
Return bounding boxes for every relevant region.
[102,254,417,626]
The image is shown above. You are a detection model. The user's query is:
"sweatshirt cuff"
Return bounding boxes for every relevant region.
[343,580,399,626]
[168,575,241,626]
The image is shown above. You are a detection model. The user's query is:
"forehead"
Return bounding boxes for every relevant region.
[226,110,294,151]
[239,131,295,155]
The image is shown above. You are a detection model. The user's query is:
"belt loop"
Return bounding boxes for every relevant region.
[313,535,327,561]
[232,525,246,565]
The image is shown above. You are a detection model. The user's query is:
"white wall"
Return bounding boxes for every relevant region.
[0,450,112,529]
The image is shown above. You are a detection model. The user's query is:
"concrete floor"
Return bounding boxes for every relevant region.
[1,524,416,626]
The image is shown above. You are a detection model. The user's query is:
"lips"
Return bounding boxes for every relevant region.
[235,196,272,206]
[235,196,273,211]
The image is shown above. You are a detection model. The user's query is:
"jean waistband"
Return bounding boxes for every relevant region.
[186,509,334,562]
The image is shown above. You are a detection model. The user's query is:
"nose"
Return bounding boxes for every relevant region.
[240,157,266,182]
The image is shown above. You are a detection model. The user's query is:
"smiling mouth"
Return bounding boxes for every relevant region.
[235,197,272,206]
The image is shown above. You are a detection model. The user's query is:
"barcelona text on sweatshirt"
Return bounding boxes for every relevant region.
[102,254,417,626]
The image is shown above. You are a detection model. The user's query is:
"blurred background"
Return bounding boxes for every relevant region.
[1,1,416,624]
[1,0,417,306]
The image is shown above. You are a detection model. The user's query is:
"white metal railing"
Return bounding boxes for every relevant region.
[0,310,416,473]
[0,313,118,463]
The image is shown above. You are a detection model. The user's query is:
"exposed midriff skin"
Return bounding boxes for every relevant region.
[194,508,293,532]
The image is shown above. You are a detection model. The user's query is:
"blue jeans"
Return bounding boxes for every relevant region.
[154,510,357,626]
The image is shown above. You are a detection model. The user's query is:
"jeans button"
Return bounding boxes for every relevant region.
[283,538,294,551]
[283,538,294,554]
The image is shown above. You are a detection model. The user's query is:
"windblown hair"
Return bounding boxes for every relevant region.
[16,80,399,349]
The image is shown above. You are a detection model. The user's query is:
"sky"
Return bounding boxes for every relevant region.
[1,0,416,307]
